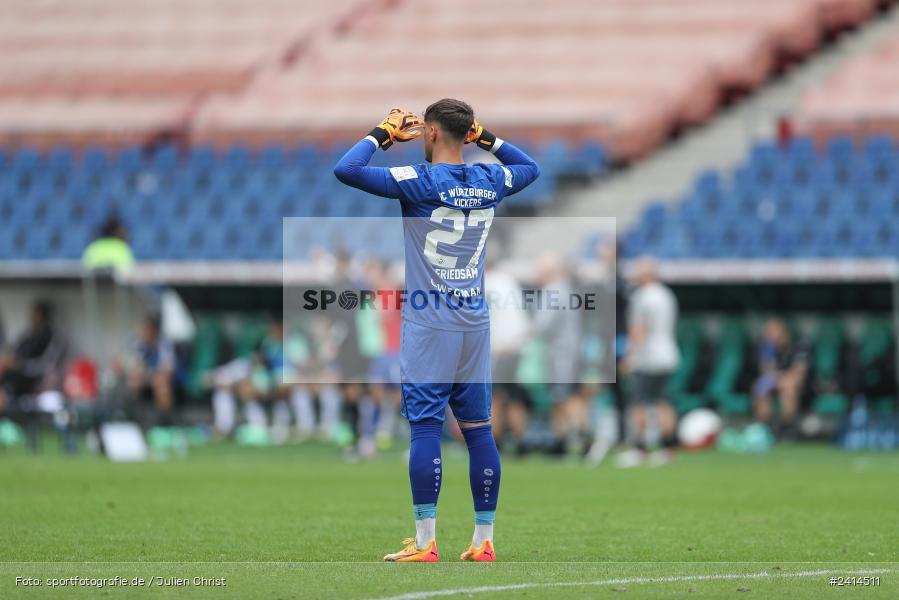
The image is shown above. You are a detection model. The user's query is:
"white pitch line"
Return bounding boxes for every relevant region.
[366,568,896,600]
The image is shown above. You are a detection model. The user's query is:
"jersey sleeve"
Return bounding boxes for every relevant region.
[333,138,403,199]
[490,139,541,197]
[385,164,434,205]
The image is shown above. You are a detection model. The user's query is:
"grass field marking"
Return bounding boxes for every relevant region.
[1,561,897,564]
[366,568,897,600]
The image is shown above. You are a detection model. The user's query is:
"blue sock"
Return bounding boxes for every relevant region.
[409,419,443,505]
[461,424,501,514]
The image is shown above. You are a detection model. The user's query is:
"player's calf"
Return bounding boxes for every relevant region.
[408,419,443,550]
[460,423,501,560]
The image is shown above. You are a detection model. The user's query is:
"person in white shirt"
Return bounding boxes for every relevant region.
[532,253,584,455]
[486,260,531,453]
[618,257,680,467]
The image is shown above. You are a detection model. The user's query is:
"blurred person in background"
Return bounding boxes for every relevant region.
[330,251,372,460]
[207,350,253,438]
[618,257,680,468]
[365,260,403,450]
[208,357,249,438]
[81,214,135,276]
[350,263,390,459]
[752,318,808,439]
[584,240,627,465]
[532,253,585,456]
[128,315,175,426]
[274,320,317,443]
[284,321,318,441]
[246,319,295,442]
[0,300,67,415]
[208,318,309,440]
[486,257,531,455]
[302,316,344,440]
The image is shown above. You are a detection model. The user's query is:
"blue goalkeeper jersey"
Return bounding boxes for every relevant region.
[334,136,540,332]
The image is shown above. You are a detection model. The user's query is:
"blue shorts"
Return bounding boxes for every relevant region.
[400,320,492,424]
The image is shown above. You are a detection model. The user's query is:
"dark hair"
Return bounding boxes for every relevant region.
[334,248,351,264]
[144,314,161,333]
[32,299,52,323]
[99,214,125,240]
[424,98,474,142]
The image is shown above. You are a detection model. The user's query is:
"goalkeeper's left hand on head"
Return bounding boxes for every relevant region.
[465,120,498,152]
[368,107,424,150]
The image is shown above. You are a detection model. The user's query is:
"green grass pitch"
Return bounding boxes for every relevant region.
[2,442,897,598]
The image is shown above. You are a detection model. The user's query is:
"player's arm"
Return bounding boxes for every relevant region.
[333,138,401,198]
[333,107,424,199]
[466,122,540,195]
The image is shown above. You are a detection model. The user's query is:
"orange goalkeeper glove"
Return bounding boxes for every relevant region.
[368,107,424,150]
[465,120,498,152]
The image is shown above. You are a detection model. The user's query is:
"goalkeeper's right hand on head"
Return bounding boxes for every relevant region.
[368,107,424,150]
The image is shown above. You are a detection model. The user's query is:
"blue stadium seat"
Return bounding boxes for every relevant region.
[569,141,608,176]
[12,147,41,172]
[82,146,111,171]
[116,146,144,172]
[0,139,569,261]
[45,146,74,171]
[0,229,14,258]
[624,132,899,260]
[693,228,725,258]
[826,136,855,163]
[258,144,287,168]
[537,141,570,174]
[862,135,895,161]
[641,202,667,225]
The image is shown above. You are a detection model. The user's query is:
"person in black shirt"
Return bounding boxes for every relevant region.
[0,301,66,413]
[752,318,808,437]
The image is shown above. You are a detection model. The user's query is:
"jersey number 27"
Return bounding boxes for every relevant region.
[423,207,495,269]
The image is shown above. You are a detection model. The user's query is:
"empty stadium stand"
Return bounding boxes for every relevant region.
[0,0,883,159]
[798,22,899,140]
[623,134,899,259]
[0,140,583,262]
[624,14,899,260]
[0,0,363,146]
[193,0,879,159]
[0,0,896,265]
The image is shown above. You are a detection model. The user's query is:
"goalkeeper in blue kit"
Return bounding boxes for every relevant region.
[334,99,540,562]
